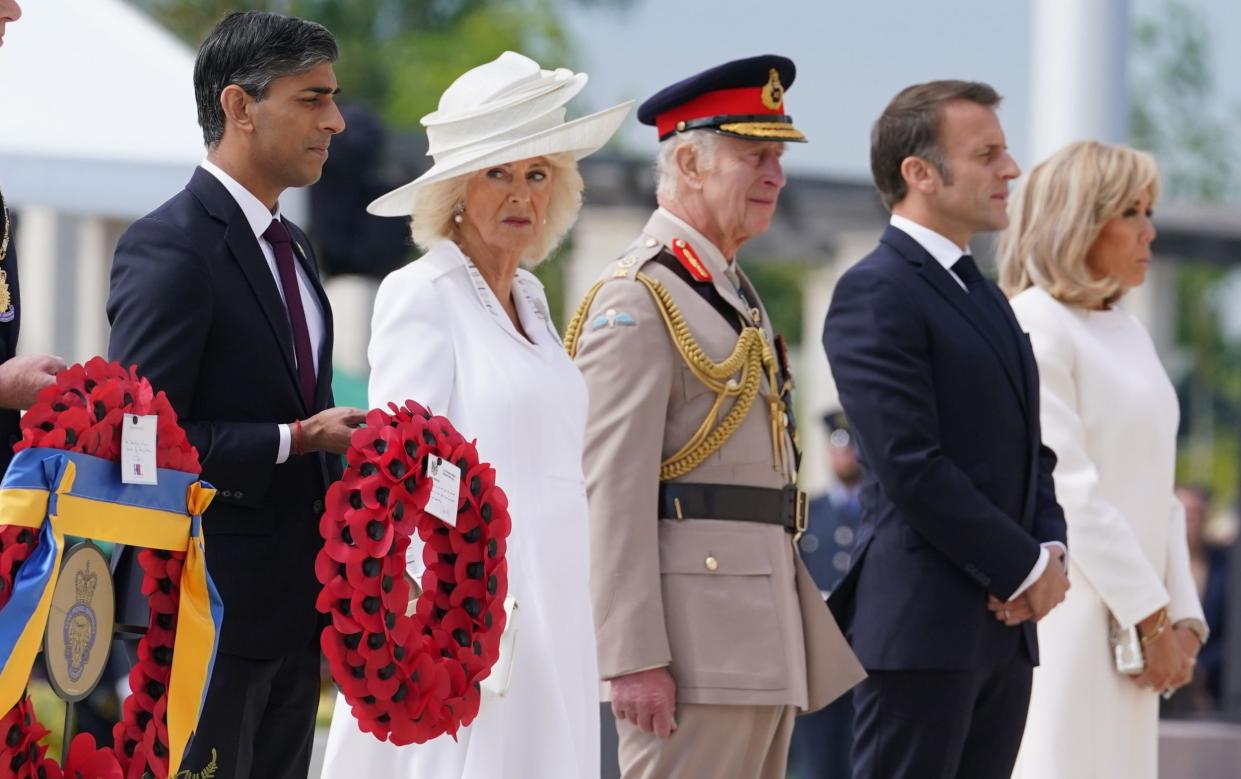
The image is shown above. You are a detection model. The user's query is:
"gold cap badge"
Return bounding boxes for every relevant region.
[761,68,784,110]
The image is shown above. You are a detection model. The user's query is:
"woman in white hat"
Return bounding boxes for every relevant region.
[320,52,631,778]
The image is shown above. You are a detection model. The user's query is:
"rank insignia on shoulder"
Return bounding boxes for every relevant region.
[613,255,641,278]
[590,308,637,331]
[671,238,712,282]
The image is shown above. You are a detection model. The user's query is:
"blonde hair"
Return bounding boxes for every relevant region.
[997,140,1160,308]
[407,152,584,267]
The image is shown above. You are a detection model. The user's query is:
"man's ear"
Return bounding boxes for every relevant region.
[674,143,706,191]
[899,155,941,197]
[219,84,256,136]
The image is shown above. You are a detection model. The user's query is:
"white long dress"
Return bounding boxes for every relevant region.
[320,241,600,778]
[1010,286,1205,779]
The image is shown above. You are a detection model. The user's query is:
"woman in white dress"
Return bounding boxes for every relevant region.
[320,52,631,778]
[998,140,1207,779]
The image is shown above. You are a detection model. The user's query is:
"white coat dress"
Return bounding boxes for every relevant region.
[1010,286,1206,779]
[320,241,600,778]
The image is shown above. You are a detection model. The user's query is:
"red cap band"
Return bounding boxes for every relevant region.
[655,87,785,138]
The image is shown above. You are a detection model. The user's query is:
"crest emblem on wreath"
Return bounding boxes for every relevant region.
[64,560,99,681]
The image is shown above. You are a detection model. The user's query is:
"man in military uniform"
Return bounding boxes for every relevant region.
[568,55,863,779]
[0,0,67,473]
[788,409,862,779]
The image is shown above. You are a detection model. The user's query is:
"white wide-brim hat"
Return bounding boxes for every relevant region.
[368,51,634,217]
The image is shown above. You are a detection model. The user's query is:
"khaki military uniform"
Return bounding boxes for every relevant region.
[569,208,864,778]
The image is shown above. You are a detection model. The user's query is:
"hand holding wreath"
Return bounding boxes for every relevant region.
[317,400,512,745]
[0,357,207,778]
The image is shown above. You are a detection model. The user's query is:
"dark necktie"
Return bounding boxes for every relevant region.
[952,254,1023,372]
[263,219,317,410]
[951,254,985,288]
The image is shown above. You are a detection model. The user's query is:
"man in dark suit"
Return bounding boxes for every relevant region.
[822,80,1070,779]
[789,409,862,779]
[0,0,66,470]
[107,12,363,778]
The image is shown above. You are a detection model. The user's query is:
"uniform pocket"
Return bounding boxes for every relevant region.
[659,524,786,690]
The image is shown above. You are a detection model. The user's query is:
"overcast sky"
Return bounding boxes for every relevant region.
[564,0,1241,187]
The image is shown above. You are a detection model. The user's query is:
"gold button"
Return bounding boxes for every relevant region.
[704,555,719,572]
[676,121,687,132]
[725,378,739,391]
[645,238,659,248]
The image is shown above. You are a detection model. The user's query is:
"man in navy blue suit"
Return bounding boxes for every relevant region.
[823,80,1069,779]
[108,12,363,778]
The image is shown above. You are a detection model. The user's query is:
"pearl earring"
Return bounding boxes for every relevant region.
[453,201,465,224]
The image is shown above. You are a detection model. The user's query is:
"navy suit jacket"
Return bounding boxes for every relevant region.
[823,225,1066,671]
[107,167,343,658]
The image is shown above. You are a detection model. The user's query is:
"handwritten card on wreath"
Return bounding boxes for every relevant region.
[122,414,158,485]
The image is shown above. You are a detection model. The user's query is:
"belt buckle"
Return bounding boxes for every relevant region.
[793,489,808,539]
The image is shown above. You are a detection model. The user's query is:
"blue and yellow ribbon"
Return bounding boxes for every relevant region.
[0,447,222,778]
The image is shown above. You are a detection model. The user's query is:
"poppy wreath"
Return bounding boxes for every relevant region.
[0,357,204,779]
[317,401,512,745]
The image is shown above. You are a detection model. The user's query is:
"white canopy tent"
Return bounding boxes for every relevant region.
[0,0,305,360]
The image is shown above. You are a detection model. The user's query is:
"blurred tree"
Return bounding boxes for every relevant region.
[131,0,578,127]
[1131,0,1241,502]
[1131,0,1237,202]
[743,261,805,348]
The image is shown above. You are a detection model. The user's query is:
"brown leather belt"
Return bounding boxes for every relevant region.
[657,483,808,534]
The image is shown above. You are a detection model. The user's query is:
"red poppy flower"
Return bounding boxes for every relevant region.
[62,733,123,779]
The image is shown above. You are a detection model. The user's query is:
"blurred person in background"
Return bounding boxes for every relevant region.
[788,409,862,779]
[1000,140,1206,779]
[320,51,630,779]
[1169,484,1230,712]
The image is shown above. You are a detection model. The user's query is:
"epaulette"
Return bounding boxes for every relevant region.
[600,234,665,282]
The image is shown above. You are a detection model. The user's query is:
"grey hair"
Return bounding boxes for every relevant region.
[408,152,584,267]
[655,130,721,200]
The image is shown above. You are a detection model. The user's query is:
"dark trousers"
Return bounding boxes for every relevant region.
[789,690,853,779]
[851,658,1032,779]
[179,644,320,779]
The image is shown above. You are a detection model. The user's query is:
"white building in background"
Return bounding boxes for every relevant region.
[0,0,305,363]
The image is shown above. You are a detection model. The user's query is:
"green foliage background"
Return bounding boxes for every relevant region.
[1132,0,1241,506]
[132,0,574,128]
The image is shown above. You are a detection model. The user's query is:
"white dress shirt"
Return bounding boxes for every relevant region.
[888,213,1064,601]
[200,159,325,463]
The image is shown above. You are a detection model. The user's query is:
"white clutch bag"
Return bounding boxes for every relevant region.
[1108,614,1144,675]
[481,595,518,697]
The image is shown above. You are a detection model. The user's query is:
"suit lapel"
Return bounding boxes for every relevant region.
[224,219,304,409]
[188,169,306,412]
[882,227,1027,407]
